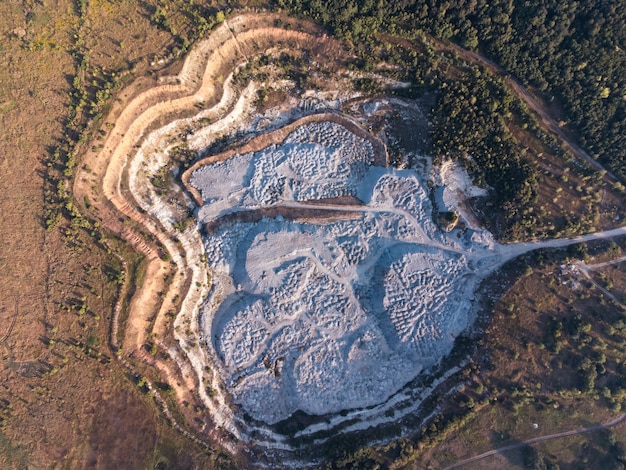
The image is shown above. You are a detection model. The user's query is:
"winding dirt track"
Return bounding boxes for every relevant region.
[444,413,626,469]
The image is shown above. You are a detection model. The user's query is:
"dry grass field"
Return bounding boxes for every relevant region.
[0,0,230,467]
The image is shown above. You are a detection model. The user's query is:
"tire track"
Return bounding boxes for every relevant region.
[0,297,18,345]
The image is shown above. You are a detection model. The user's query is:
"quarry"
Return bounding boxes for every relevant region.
[71,13,626,459]
[190,120,497,426]
[4,0,626,464]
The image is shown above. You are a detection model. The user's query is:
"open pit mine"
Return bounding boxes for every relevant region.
[74,13,626,461]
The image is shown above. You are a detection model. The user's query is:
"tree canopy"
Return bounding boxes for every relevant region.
[276,0,626,180]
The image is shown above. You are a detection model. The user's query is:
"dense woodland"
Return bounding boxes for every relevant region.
[276,0,626,182]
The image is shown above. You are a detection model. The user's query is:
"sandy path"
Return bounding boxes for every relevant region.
[583,254,626,270]
[498,225,626,261]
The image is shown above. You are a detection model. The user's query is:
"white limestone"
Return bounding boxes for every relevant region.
[191,122,495,424]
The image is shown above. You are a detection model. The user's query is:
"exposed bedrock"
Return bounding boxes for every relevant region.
[193,122,493,425]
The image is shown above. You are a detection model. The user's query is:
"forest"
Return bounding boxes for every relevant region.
[276,0,626,182]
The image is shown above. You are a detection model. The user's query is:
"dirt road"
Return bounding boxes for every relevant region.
[497,225,626,262]
[429,39,618,181]
[444,413,626,469]
[573,255,626,310]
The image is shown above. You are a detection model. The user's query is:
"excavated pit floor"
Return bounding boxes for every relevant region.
[190,121,496,424]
